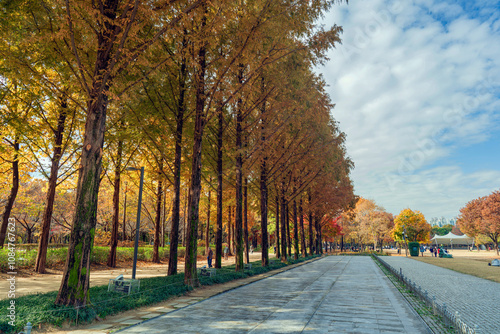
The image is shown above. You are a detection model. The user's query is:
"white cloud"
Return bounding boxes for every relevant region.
[320,0,500,219]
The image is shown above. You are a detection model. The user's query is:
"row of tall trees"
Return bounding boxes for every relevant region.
[0,0,354,306]
[339,197,394,251]
[339,199,435,251]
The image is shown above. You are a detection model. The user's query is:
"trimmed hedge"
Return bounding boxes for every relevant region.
[0,246,210,272]
[336,251,388,256]
[0,255,320,333]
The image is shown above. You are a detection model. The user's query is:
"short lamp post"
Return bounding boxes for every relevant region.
[402,226,408,257]
[126,166,145,280]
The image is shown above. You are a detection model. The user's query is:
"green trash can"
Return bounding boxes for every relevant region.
[408,242,420,257]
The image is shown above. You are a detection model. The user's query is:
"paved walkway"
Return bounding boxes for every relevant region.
[114,256,430,334]
[383,256,500,333]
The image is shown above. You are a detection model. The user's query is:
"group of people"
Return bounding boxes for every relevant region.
[428,246,448,257]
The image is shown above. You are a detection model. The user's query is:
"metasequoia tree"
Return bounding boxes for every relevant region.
[0,83,33,248]
[10,0,205,306]
[0,1,86,268]
[103,116,139,268]
[182,0,345,280]
[33,94,82,273]
[122,26,194,274]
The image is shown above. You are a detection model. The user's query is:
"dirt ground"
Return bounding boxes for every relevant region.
[385,248,500,283]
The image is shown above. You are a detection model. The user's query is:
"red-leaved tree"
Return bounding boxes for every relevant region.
[458,191,500,255]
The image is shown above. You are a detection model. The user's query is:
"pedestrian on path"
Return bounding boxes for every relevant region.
[224,245,229,260]
[207,247,213,268]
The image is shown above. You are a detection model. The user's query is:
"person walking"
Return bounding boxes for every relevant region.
[207,247,213,268]
[224,245,229,260]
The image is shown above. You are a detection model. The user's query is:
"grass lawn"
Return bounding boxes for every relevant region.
[413,256,500,283]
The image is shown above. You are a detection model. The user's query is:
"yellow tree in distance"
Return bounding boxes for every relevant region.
[392,208,431,243]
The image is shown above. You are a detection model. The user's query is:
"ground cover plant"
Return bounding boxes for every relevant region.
[0,255,320,333]
[336,250,387,256]
[0,246,199,272]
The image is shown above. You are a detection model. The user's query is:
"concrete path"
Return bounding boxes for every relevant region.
[117,256,430,334]
[383,256,500,333]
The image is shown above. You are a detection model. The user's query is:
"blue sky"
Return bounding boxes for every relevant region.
[319,0,500,220]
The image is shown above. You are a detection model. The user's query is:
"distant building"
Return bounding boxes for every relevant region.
[429,217,456,227]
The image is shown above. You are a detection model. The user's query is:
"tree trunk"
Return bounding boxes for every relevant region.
[184,6,207,286]
[35,98,68,272]
[259,92,269,266]
[315,217,321,254]
[244,178,249,264]
[55,0,123,305]
[168,35,188,276]
[162,192,167,248]
[293,199,299,260]
[215,107,223,268]
[286,203,291,258]
[280,191,287,262]
[122,182,127,241]
[205,178,211,254]
[184,116,203,286]
[309,212,314,255]
[152,159,163,263]
[234,66,244,271]
[183,194,189,247]
[106,139,122,268]
[488,233,500,256]
[0,139,19,249]
[259,165,269,266]
[228,205,232,256]
[307,192,314,255]
[55,86,109,306]
[275,195,280,259]
[26,228,32,244]
[299,198,307,257]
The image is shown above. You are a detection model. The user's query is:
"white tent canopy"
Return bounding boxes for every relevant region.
[430,232,474,246]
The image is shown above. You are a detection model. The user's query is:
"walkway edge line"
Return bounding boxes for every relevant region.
[373,255,480,334]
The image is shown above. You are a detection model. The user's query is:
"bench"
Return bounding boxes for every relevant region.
[108,275,140,294]
[198,267,216,277]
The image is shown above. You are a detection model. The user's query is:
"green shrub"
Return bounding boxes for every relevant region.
[337,251,387,256]
[116,247,135,261]
[1,246,178,273]
[46,248,68,266]
[90,247,109,264]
